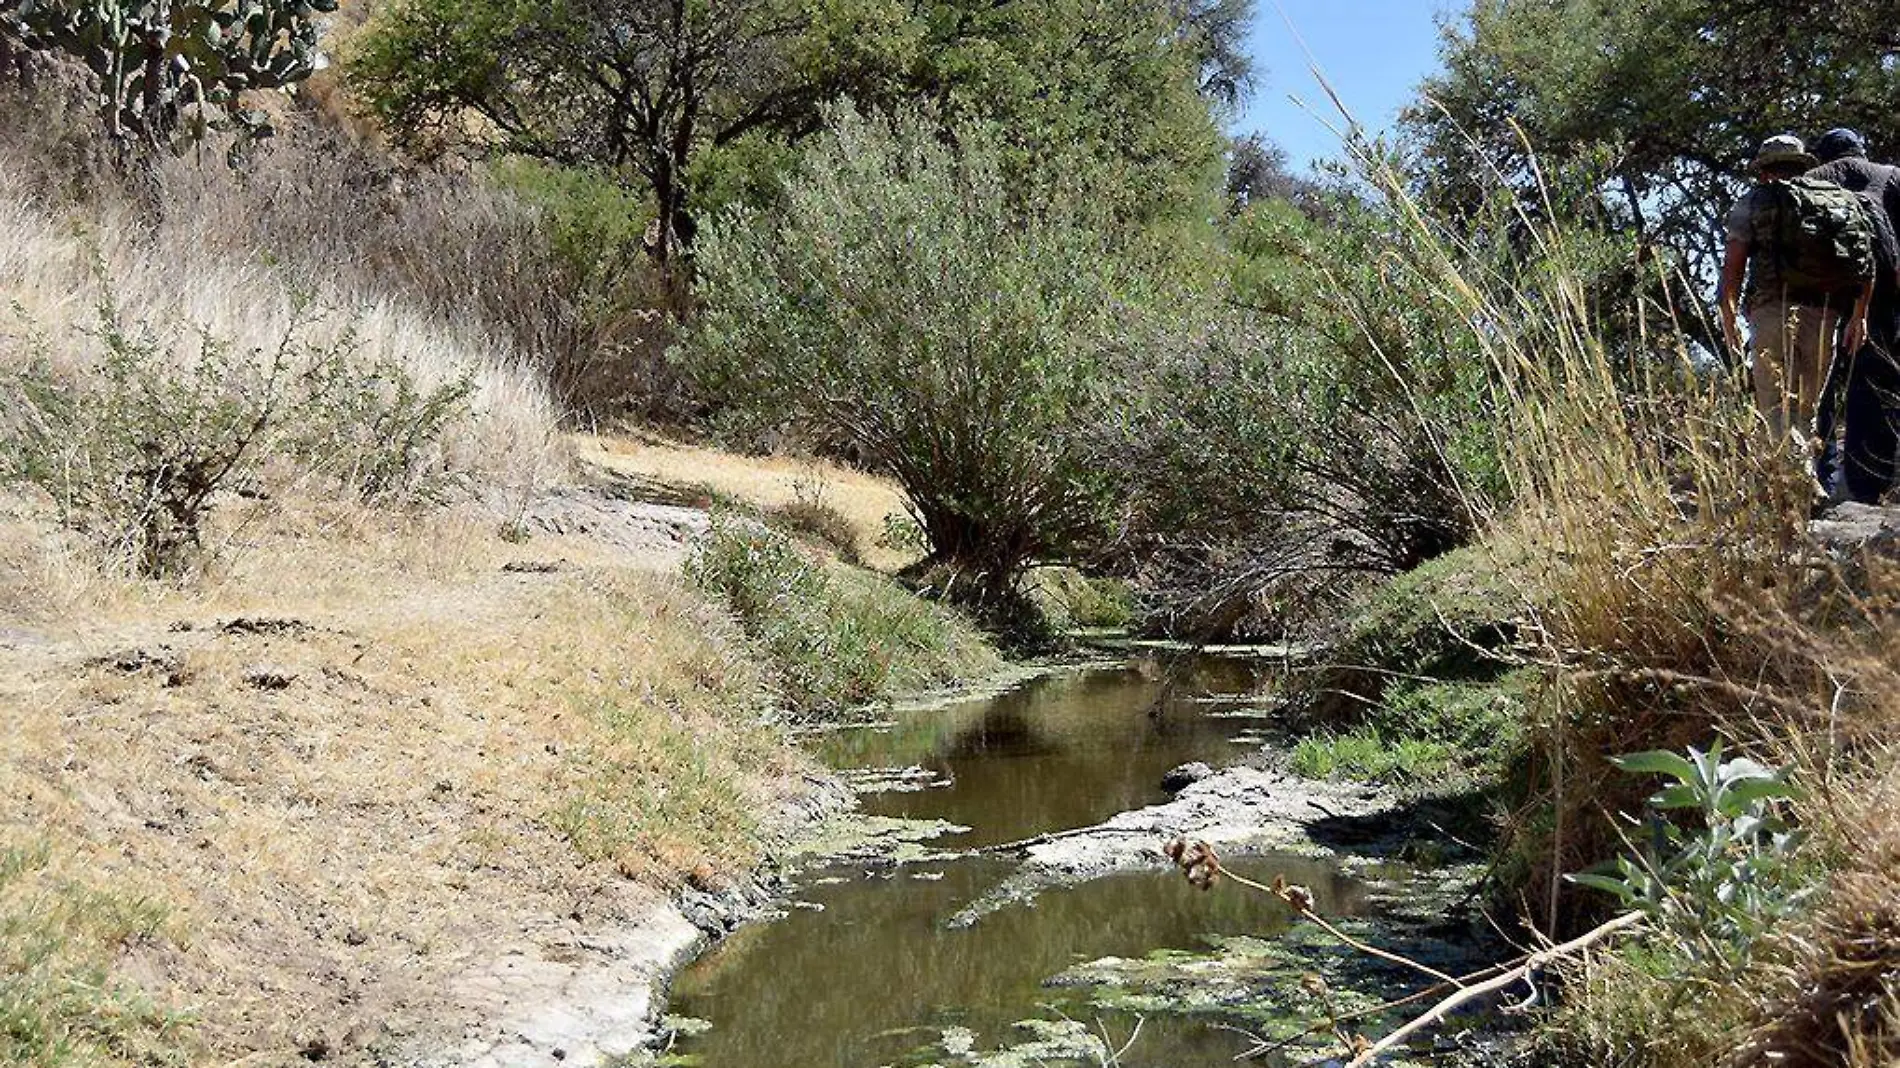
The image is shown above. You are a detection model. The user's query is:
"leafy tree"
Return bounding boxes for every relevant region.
[350,0,831,267]
[685,108,1139,622]
[1406,0,1900,287]
[1172,0,1254,109]
[1224,132,1327,214]
[350,0,1238,269]
[0,0,334,151]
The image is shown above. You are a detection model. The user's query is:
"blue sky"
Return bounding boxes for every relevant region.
[1233,0,1467,171]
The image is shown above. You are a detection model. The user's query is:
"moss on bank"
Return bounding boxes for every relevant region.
[1333,541,1538,688]
[1278,541,1541,794]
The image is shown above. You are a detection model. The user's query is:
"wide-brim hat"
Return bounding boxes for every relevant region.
[1753,133,1819,170]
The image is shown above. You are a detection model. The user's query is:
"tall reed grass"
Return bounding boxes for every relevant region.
[1349,126,1900,1061]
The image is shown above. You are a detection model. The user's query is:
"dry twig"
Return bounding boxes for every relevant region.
[1343,910,1645,1066]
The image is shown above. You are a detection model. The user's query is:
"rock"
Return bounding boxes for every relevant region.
[92,646,179,674]
[1811,502,1900,559]
[1160,762,1214,794]
[221,617,311,637]
[842,765,953,794]
[90,647,189,687]
[243,666,297,691]
[947,767,1388,927]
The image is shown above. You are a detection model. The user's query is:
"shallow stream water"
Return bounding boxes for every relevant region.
[665,657,1394,1067]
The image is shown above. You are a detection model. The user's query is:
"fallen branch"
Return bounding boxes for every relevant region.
[1208,860,1466,989]
[1343,910,1646,1066]
[967,826,1154,856]
[1163,838,1649,1064]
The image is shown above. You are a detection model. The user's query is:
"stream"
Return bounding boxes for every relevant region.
[662,656,1466,1067]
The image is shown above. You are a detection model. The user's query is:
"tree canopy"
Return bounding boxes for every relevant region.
[1405,0,1900,285]
[349,0,1243,266]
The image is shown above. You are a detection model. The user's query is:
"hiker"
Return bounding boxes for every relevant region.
[1719,134,1877,488]
[1809,127,1900,504]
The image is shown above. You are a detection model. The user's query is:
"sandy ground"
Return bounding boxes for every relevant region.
[571,434,920,572]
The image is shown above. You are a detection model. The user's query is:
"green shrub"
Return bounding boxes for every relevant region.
[685,517,999,719]
[292,346,476,503]
[0,293,474,575]
[1108,186,1532,637]
[685,107,1139,618]
[2,296,318,575]
[1568,745,1815,976]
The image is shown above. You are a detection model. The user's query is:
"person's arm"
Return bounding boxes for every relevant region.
[1718,237,1750,361]
[1846,278,1874,355]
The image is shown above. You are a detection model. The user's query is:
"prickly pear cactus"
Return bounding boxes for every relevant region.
[0,0,337,149]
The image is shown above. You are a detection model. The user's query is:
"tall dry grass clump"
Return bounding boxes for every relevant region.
[0,153,565,574]
[145,129,679,419]
[1359,131,1886,902]
[1735,747,1900,1067]
[1353,131,1900,1058]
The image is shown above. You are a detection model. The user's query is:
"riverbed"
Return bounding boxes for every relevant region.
[661,655,1489,1067]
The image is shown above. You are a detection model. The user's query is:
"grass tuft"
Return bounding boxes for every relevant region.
[1288,729,1455,785]
[686,517,1001,719]
[0,841,189,1067]
[764,497,862,564]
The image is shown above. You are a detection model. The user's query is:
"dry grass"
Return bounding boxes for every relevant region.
[0,161,566,509]
[575,434,919,570]
[1734,754,1900,1067]
[1352,142,1900,1061]
[0,487,805,1063]
[1349,134,1888,921]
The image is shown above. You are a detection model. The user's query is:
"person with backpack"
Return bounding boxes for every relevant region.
[1809,127,1900,504]
[1719,134,1877,489]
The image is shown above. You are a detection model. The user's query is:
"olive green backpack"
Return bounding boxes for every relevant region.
[1769,176,1877,297]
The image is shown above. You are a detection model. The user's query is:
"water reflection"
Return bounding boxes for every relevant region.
[666,659,1354,1066]
[669,854,1365,1068]
[816,657,1269,848]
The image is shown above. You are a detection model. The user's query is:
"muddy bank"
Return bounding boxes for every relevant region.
[460,656,1497,1068]
[412,663,1100,1068]
[411,775,856,1068]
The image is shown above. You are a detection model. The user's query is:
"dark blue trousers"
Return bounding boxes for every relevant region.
[1840,335,1900,503]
